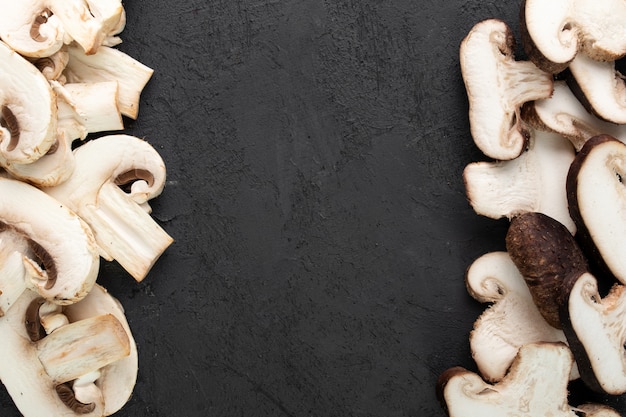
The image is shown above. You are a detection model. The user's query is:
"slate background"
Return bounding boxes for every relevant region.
[2,0,626,416]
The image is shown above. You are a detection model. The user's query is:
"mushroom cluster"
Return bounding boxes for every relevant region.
[438,1,626,415]
[0,2,172,416]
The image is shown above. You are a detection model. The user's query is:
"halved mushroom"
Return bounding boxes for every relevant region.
[565,53,626,124]
[522,81,626,151]
[0,286,134,416]
[437,342,584,416]
[0,39,57,165]
[463,129,576,233]
[466,251,576,382]
[505,212,588,328]
[64,44,154,119]
[44,134,173,282]
[0,177,99,304]
[460,18,553,160]
[566,134,626,284]
[560,271,626,394]
[520,0,626,73]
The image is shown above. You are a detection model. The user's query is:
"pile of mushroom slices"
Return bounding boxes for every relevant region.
[0,1,173,416]
[437,0,626,415]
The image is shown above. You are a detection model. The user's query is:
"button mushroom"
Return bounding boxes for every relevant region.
[0,177,99,305]
[460,18,553,161]
[44,134,173,282]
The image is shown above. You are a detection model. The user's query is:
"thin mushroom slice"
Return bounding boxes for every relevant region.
[560,272,626,394]
[566,135,626,284]
[460,18,553,160]
[0,40,57,165]
[520,0,626,73]
[0,177,99,304]
[522,81,626,151]
[45,134,173,282]
[437,342,579,416]
[463,129,576,233]
[466,251,577,382]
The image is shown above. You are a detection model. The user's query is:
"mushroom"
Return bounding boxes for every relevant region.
[505,212,588,329]
[64,44,154,119]
[466,251,576,382]
[520,0,626,73]
[437,342,587,416]
[566,134,626,284]
[44,134,173,282]
[522,80,626,151]
[565,53,626,124]
[0,176,99,304]
[559,271,626,394]
[0,227,33,316]
[0,39,57,165]
[463,129,576,233]
[0,286,133,416]
[460,18,553,161]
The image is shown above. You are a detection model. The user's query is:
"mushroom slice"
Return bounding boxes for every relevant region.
[522,81,626,151]
[45,134,173,282]
[0,1,64,58]
[460,19,553,161]
[32,46,69,82]
[520,0,626,73]
[463,129,576,233]
[560,272,626,394]
[0,228,32,316]
[565,53,626,124]
[437,342,579,416]
[566,135,626,284]
[0,287,132,416]
[576,404,622,417]
[0,177,99,304]
[466,251,576,382]
[505,212,588,329]
[64,44,154,119]
[0,40,57,164]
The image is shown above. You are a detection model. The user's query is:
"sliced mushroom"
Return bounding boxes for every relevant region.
[437,342,580,416]
[64,44,153,119]
[505,212,588,328]
[0,286,133,416]
[560,271,626,394]
[0,228,32,316]
[0,39,57,165]
[44,134,173,282]
[460,18,553,160]
[522,81,626,151]
[566,53,626,124]
[0,2,64,58]
[566,134,626,284]
[466,251,577,382]
[520,0,626,73]
[463,129,576,233]
[0,177,99,304]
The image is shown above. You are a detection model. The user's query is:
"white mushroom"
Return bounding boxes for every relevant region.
[0,227,32,316]
[44,134,173,282]
[0,177,99,304]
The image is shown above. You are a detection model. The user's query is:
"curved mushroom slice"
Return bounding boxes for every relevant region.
[0,177,99,304]
[0,1,64,58]
[520,0,626,73]
[437,342,579,416]
[560,272,626,394]
[566,135,626,284]
[0,287,132,417]
[32,47,69,82]
[576,404,622,417]
[566,53,626,124]
[463,129,576,233]
[460,19,553,160]
[0,40,57,165]
[522,81,626,151]
[505,212,588,329]
[45,134,173,282]
[64,44,153,119]
[466,251,576,382]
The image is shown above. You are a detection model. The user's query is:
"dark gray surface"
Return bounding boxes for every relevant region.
[2,0,625,416]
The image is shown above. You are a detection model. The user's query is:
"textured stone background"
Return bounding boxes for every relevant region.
[1,0,624,416]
